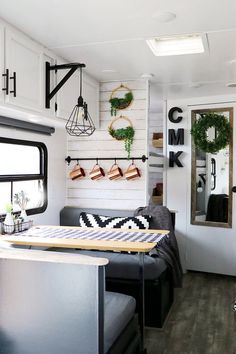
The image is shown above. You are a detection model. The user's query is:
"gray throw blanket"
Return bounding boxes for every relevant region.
[134,205,183,287]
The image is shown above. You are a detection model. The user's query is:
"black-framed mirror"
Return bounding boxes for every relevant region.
[191,107,233,228]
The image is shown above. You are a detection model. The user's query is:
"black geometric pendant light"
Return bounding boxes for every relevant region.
[65,67,95,136]
[45,61,95,137]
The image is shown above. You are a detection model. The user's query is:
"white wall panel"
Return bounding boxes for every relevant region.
[66,80,148,210]
[166,96,236,275]
[0,124,67,225]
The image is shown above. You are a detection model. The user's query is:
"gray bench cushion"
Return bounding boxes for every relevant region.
[49,248,167,280]
[105,292,136,353]
[79,250,167,280]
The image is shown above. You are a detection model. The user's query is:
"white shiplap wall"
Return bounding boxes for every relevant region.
[66,80,148,210]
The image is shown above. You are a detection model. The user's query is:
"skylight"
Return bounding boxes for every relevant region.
[146,34,205,56]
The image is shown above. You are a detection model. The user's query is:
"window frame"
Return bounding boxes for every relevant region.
[0,137,48,216]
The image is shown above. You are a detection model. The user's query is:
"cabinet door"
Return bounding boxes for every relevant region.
[5,27,42,112]
[83,73,99,129]
[0,23,5,103]
[56,58,79,120]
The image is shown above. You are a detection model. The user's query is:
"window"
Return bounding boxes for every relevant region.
[0,137,48,216]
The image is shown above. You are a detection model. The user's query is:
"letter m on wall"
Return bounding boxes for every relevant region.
[168,128,184,145]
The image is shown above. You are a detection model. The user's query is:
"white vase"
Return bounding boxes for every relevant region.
[4,212,15,234]
[20,209,28,230]
[20,209,28,222]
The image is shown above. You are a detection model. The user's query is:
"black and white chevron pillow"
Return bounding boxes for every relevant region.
[79,212,151,230]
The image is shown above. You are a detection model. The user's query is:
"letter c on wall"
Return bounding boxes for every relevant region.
[168,107,183,123]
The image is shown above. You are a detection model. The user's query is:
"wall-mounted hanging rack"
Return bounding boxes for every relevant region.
[65,155,148,165]
[45,62,85,109]
[45,61,96,137]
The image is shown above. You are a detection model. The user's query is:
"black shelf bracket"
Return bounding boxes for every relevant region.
[65,155,148,165]
[45,61,86,109]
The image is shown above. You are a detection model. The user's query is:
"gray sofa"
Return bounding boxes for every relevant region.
[57,205,180,328]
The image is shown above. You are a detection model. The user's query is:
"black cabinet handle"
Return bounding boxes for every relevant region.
[2,69,9,95]
[10,72,16,97]
[232,186,236,193]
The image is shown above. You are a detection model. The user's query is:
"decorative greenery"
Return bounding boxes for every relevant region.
[109,126,135,159]
[191,112,232,153]
[109,91,133,116]
[14,190,30,210]
[5,203,13,213]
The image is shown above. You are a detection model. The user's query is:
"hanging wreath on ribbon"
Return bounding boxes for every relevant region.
[108,116,135,159]
[191,112,232,153]
[109,84,133,116]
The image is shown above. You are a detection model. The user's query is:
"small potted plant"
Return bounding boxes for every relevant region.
[109,85,133,116]
[4,203,14,234]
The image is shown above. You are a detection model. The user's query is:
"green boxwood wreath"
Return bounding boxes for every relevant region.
[191,112,232,153]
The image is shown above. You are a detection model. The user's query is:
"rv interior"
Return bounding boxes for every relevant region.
[0,1,236,353]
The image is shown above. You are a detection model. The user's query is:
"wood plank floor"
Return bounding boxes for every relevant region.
[145,271,236,354]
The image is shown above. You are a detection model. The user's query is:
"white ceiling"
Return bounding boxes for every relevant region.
[1,0,236,98]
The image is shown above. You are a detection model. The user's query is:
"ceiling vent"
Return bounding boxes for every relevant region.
[146,34,205,56]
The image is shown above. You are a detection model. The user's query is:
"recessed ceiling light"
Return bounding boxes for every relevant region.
[152,11,176,23]
[140,73,154,79]
[189,82,201,88]
[146,34,205,56]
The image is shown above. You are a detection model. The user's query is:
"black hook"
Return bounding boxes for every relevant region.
[141,155,148,162]
[114,158,117,164]
[65,156,71,165]
[96,158,98,164]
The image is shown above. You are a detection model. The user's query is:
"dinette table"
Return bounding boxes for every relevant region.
[1,225,169,354]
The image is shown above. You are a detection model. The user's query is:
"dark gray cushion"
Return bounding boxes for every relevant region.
[105,292,136,353]
[80,250,167,280]
[49,248,167,280]
[60,207,133,227]
[134,205,174,231]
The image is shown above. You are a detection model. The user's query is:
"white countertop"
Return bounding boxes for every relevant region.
[0,241,108,267]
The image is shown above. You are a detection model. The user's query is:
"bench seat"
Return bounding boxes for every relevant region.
[59,206,176,328]
[105,292,136,353]
[50,248,167,280]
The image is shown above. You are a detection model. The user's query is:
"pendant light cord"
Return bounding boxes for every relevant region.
[80,67,82,96]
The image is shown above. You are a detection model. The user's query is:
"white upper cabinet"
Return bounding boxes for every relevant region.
[0,23,5,103]
[0,19,100,124]
[4,27,42,112]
